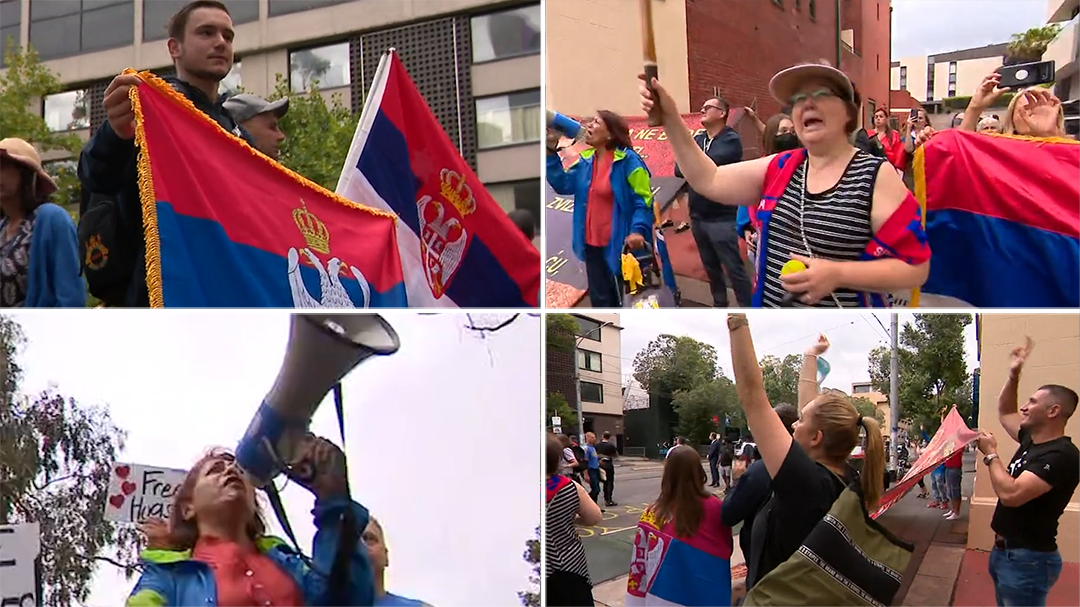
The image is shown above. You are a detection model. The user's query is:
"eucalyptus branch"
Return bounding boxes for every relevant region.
[466,314,521,333]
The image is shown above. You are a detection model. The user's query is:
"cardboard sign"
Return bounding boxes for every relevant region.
[0,522,40,607]
[104,463,188,523]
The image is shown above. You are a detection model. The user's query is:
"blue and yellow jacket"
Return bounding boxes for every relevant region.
[546,147,654,277]
[126,498,373,606]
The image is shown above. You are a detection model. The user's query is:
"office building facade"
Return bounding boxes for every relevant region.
[0,0,542,224]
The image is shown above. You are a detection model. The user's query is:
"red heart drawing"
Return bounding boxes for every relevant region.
[121,481,137,495]
[109,494,125,509]
[115,465,130,479]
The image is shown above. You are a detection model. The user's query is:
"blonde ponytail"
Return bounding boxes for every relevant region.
[859,416,885,511]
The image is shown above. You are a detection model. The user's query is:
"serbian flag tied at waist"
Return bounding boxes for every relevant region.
[625,506,732,606]
[335,49,541,307]
[915,129,1080,307]
[872,407,979,519]
[128,70,405,307]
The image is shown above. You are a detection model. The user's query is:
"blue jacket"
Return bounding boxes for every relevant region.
[24,203,86,307]
[126,498,374,606]
[545,147,654,277]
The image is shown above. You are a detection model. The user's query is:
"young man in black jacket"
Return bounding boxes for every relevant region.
[674,97,753,307]
[77,0,253,307]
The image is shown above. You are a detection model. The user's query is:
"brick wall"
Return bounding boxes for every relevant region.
[684,0,840,124]
[844,0,892,124]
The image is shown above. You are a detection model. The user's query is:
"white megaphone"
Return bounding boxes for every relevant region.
[236,314,400,487]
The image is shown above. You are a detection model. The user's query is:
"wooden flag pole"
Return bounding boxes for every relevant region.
[640,0,662,126]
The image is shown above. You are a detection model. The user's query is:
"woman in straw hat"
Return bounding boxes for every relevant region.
[0,137,84,307]
[638,62,931,308]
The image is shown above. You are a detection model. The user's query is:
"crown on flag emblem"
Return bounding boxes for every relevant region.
[293,199,331,254]
[439,169,476,216]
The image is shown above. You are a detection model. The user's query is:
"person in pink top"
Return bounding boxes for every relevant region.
[626,446,733,606]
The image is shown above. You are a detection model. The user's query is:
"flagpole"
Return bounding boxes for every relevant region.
[335,48,395,194]
[889,313,900,474]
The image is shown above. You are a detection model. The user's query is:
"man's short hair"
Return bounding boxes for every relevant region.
[709,96,730,113]
[602,431,611,439]
[168,0,230,40]
[1039,384,1079,419]
[774,403,799,435]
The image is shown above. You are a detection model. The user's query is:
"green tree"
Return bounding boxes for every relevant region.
[1007,24,1063,62]
[0,43,84,214]
[0,315,140,607]
[632,335,718,398]
[759,353,802,407]
[868,314,973,431]
[546,391,578,432]
[518,526,540,607]
[266,74,357,191]
[671,374,741,445]
[545,313,579,353]
[851,395,886,425]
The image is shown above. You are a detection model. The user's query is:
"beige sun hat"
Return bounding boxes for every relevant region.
[769,62,856,107]
[0,137,58,199]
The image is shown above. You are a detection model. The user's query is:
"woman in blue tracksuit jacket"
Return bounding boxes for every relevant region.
[546,110,655,307]
[126,442,374,606]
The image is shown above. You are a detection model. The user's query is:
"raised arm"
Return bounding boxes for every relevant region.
[727,314,792,478]
[639,76,772,206]
[998,337,1033,443]
[799,334,830,411]
[960,73,1008,132]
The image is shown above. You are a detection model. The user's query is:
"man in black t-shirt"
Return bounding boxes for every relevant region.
[719,441,735,491]
[976,336,1079,607]
[595,431,620,507]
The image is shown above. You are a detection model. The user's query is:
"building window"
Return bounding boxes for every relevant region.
[269,0,350,18]
[867,99,875,128]
[44,90,90,132]
[876,2,880,20]
[574,317,603,341]
[853,384,871,394]
[877,54,880,71]
[143,0,259,42]
[471,4,540,63]
[28,0,135,60]
[476,89,541,149]
[949,61,957,74]
[899,66,907,90]
[489,179,542,235]
[579,350,602,373]
[0,0,20,67]
[220,61,241,96]
[289,42,351,93]
[795,0,802,10]
[809,0,816,19]
[580,381,604,404]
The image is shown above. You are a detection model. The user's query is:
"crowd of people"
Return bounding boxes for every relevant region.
[544,325,1077,607]
[3,0,538,309]
[547,55,1074,309]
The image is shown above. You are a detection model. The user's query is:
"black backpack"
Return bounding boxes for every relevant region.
[854,128,887,158]
[570,444,587,473]
[78,189,139,306]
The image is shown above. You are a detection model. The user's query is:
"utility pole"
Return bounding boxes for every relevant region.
[889,313,900,472]
[573,339,585,445]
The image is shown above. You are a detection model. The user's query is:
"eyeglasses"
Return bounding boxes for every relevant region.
[700,105,723,114]
[789,88,838,107]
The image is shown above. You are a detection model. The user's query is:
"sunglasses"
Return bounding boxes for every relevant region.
[789,88,839,107]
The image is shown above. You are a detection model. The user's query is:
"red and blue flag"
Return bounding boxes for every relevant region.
[130,70,405,308]
[915,129,1080,307]
[335,50,540,308]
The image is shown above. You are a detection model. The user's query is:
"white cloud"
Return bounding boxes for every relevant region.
[9,311,540,607]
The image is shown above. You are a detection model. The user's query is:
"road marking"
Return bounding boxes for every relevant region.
[601,525,638,536]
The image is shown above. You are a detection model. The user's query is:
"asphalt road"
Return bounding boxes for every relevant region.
[576,459,739,585]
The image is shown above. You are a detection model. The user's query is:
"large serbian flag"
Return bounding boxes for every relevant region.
[871,406,979,519]
[915,129,1080,307]
[128,70,405,308]
[625,504,732,606]
[336,50,540,307]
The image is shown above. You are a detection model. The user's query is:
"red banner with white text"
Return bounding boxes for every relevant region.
[871,407,979,519]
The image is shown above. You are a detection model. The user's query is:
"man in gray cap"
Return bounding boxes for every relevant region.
[223,93,288,160]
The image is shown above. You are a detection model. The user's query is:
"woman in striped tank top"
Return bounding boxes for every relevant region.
[638,62,931,308]
[546,433,603,606]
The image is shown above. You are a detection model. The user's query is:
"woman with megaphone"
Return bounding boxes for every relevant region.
[129,438,373,606]
[638,63,931,308]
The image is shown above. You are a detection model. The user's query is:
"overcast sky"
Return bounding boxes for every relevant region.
[616,312,979,396]
[892,0,1052,58]
[10,311,539,607]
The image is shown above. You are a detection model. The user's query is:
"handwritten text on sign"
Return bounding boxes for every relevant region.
[104,463,188,523]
